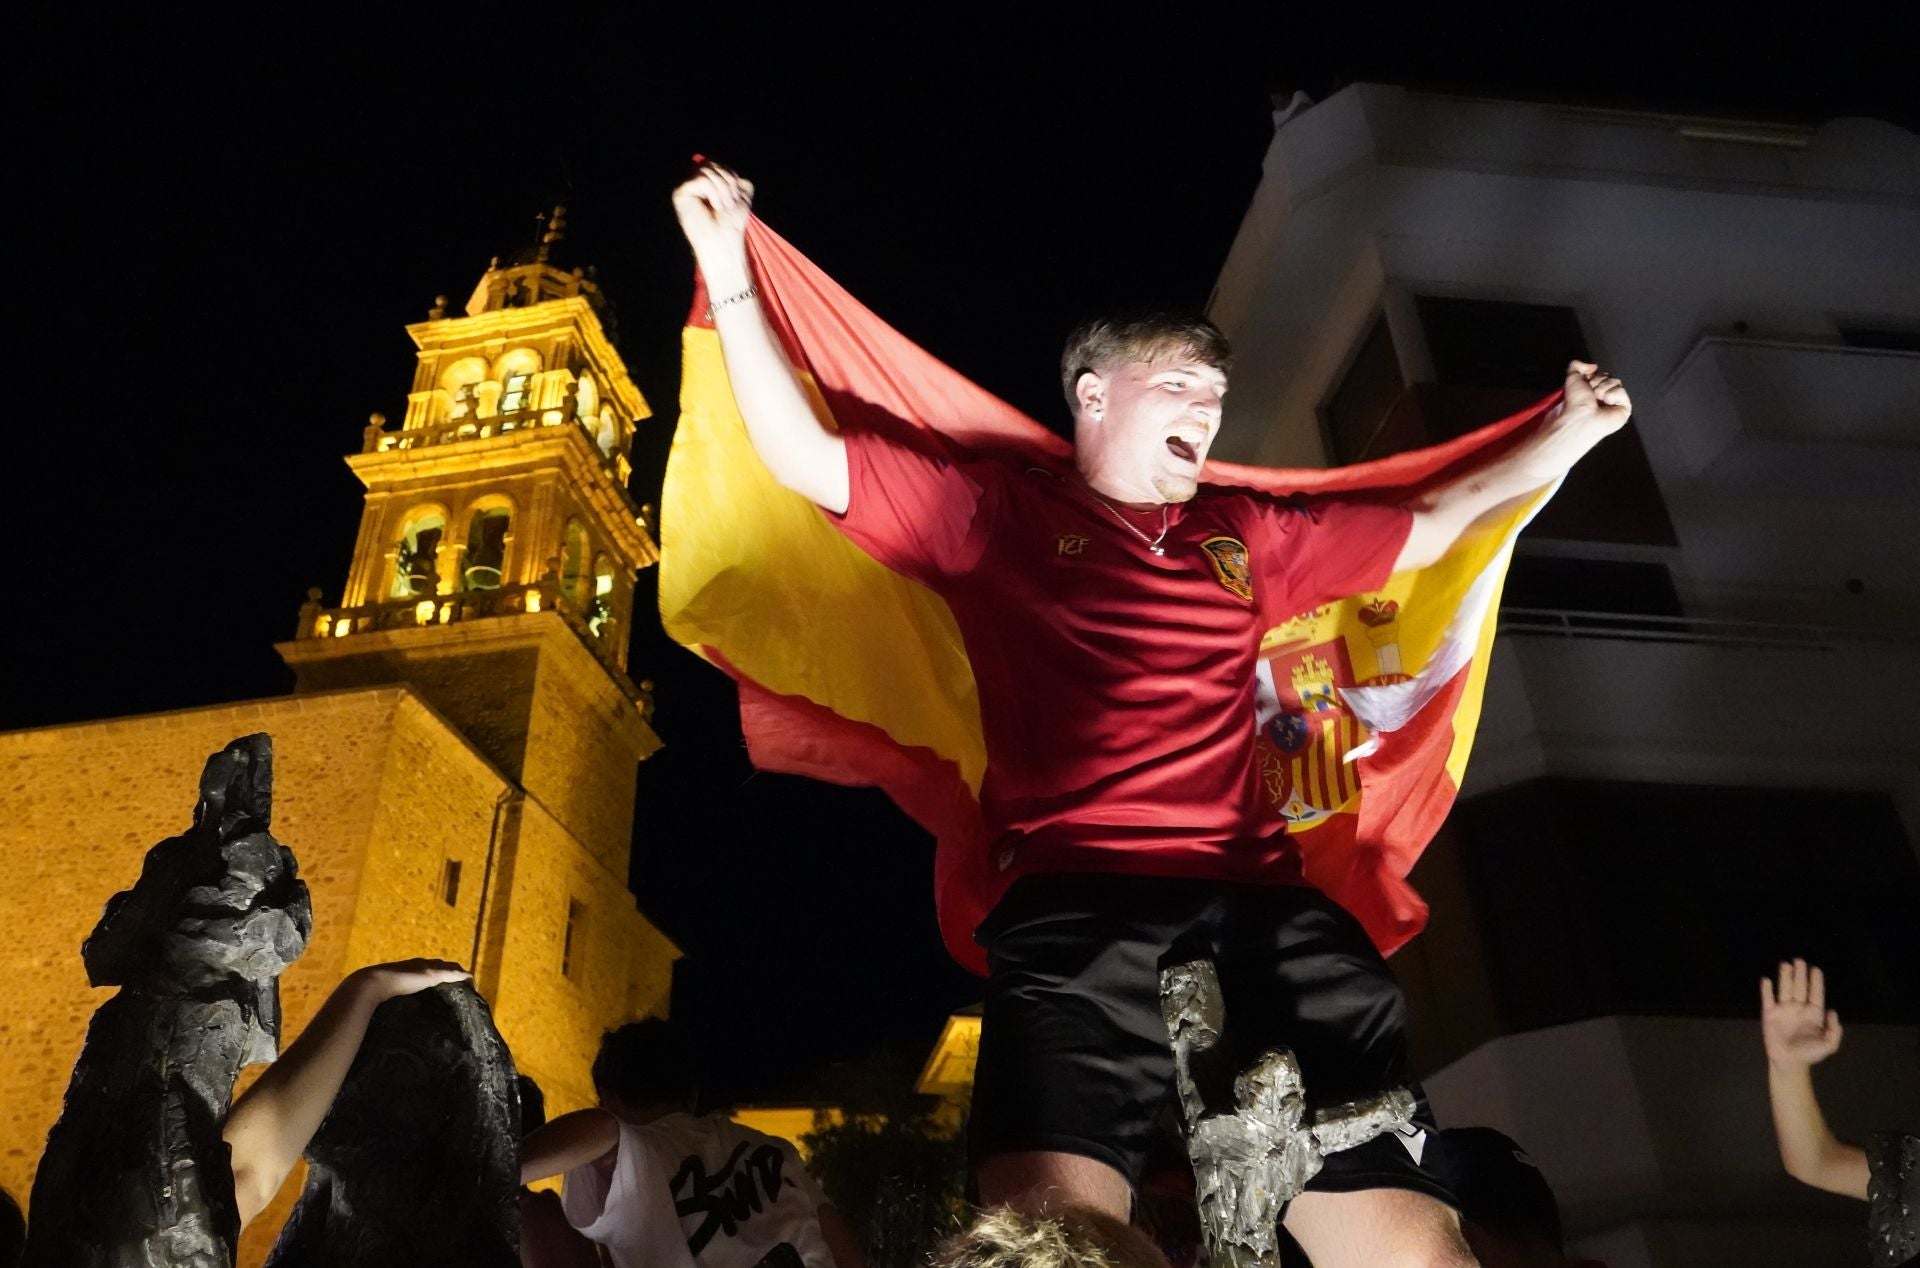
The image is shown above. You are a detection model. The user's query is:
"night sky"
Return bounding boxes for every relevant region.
[9,14,1908,1101]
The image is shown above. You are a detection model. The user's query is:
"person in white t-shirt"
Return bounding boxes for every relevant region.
[521,1020,865,1268]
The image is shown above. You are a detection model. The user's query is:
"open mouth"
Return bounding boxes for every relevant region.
[1166,436,1198,464]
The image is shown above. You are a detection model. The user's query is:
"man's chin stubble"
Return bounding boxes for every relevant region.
[1154,476,1200,504]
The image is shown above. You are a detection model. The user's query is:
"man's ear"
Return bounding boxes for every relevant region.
[1074,369,1106,421]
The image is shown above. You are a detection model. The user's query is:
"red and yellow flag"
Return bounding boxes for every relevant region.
[661,218,1556,974]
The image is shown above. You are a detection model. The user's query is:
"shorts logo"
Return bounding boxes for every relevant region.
[1394,1124,1428,1165]
[1200,536,1253,601]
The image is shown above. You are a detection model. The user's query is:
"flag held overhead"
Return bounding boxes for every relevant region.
[661,217,1554,975]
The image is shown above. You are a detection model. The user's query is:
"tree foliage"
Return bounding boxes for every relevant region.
[802,1096,968,1267]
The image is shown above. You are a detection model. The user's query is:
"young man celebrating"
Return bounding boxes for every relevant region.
[672,162,1631,1267]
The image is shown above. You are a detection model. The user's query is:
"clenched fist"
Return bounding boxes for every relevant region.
[672,160,755,285]
[1558,359,1632,434]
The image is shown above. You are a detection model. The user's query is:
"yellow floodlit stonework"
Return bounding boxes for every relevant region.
[0,217,681,1267]
[915,1012,983,1100]
[730,1107,849,1160]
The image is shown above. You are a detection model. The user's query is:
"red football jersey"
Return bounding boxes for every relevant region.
[827,428,1412,909]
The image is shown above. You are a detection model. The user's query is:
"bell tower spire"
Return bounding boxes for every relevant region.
[279,211,660,873]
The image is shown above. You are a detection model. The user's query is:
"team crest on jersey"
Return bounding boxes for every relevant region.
[1200,536,1253,600]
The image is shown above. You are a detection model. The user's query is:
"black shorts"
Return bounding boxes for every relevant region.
[967,872,1452,1206]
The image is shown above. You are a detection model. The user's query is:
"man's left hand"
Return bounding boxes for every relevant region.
[1556,360,1632,436]
[1391,360,1635,570]
[1519,360,1632,483]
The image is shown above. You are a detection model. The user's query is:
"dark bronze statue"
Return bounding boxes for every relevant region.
[25,734,312,1268]
[265,982,522,1266]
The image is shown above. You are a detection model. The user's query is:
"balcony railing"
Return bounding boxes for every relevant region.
[1498,606,1912,650]
[1662,336,1919,495]
[292,580,651,712]
[361,401,630,486]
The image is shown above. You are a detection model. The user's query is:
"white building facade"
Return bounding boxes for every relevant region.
[1208,84,1920,1266]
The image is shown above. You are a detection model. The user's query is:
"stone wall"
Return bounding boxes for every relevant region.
[489,803,677,1120]
[2,685,678,1266]
[0,689,401,1223]
[520,631,659,876]
[341,693,509,971]
[290,637,542,781]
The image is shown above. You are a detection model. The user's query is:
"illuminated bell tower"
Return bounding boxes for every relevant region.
[278,208,661,875]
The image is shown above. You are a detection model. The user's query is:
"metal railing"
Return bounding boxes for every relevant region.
[1498,607,1912,650]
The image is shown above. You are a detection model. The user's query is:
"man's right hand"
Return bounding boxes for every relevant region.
[1761,958,1844,1070]
[671,161,850,511]
[672,161,755,286]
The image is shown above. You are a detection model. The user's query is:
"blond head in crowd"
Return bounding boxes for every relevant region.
[932,1205,1171,1268]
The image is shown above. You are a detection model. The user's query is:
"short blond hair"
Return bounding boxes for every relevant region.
[932,1205,1170,1268]
[1059,313,1232,412]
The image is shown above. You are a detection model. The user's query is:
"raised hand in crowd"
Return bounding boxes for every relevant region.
[223,958,472,1225]
[1760,958,1869,1199]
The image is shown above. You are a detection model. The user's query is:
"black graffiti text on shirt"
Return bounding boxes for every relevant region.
[672,1140,793,1255]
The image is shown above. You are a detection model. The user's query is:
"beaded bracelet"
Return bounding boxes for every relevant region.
[705,284,760,321]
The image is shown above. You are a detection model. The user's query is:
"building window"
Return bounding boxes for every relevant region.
[500,372,532,415]
[390,510,446,598]
[440,859,463,908]
[1395,294,1675,547]
[494,348,543,418]
[1416,296,1590,394]
[439,356,489,420]
[1323,314,1409,464]
[562,519,589,606]
[562,898,588,982]
[463,502,512,591]
[1453,779,1920,1030]
[587,556,616,637]
[1838,325,1920,352]
[1502,554,1683,626]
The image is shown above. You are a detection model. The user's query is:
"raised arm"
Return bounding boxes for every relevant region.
[520,1107,621,1185]
[222,958,470,1226]
[1393,361,1631,572]
[1760,959,1870,1199]
[672,162,850,513]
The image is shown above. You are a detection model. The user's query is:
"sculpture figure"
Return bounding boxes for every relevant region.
[264,981,522,1266]
[24,734,312,1268]
[1160,959,1416,1267]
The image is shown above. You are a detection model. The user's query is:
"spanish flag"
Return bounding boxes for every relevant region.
[661,218,1556,975]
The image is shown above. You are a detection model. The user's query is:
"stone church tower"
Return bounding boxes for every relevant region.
[0,210,679,1264]
[279,207,666,993]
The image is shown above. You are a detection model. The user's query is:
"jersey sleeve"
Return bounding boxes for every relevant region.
[1243,492,1412,617]
[822,427,998,585]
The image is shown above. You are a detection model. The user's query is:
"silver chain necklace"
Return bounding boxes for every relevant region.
[1087,489,1170,556]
